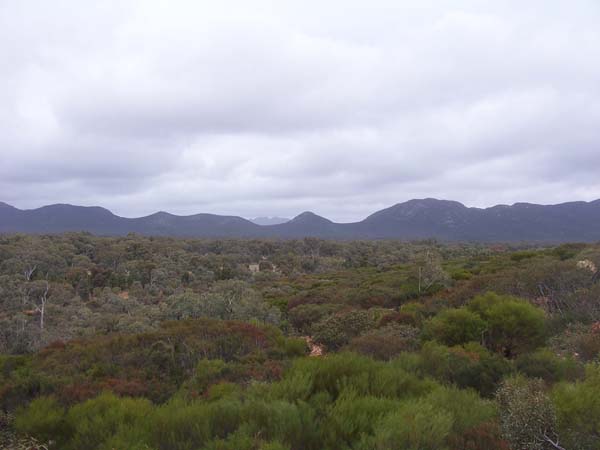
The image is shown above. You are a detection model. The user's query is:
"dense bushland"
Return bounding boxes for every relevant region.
[1,234,599,449]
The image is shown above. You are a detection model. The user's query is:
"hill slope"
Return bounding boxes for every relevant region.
[1,199,599,242]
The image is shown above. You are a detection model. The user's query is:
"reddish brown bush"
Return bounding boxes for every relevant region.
[60,382,101,403]
[447,422,510,450]
[379,311,417,327]
[99,378,149,397]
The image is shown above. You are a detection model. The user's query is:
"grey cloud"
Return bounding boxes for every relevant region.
[1,0,600,221]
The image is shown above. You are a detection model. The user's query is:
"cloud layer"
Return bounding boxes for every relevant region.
[2,0,599,221]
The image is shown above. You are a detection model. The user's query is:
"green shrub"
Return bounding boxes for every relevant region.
[552,365,600,450]
[240,399,318,449]
[400,302,429,326]
[450,269,472,281]
[202,429,256,450]
[324,390,399,446]
[551,243,586,260]
[259,442,291,450]
[186,359,229,394]
[425,387,497,433]
[372,400,453,450]
[205,399,244,439]
[369,364,437,399]
[405,342,512,397]
[101,426,155,450]
[151,399,211,450]
[14,396,69,446]
[510,250,538,262]
[265,368,315,403]
[283,353,374,399]
[206,382,241,401]
[285,353,435,401]
[425,308,486,346]
[516,348,584,383]
[65,392,152,450]
[468,293,546,357]
[282,337,309,357]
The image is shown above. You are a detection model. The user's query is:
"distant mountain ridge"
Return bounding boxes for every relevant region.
[1,198,600,242]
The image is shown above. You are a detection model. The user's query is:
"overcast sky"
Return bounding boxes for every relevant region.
[1,0,599,222]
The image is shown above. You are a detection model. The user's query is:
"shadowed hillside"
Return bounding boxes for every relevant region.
[2,198,600,242]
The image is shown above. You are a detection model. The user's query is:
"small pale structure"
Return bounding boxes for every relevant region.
[577,259,597,273]
[303,336,324,357]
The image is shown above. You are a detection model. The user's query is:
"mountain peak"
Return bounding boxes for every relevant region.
[365,198,468,223]
[40,203,114,214]
[148,211,175,218]
[398,198,466,208]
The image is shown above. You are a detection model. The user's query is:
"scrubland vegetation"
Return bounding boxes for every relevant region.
[1,234,599,449]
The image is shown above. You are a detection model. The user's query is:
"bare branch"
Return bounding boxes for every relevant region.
[542,433,566,450]
[23,265,37,281]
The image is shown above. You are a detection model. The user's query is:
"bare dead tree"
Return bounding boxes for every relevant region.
[33,278,50,331]
[23,265,37,281]
[417,250,449,294]
[542,433,567,450]
[537,282,572,317]
[19,284,30,306]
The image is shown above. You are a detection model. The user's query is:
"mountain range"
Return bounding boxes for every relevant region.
[1,198,600,242]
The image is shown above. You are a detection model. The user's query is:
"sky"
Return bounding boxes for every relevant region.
[1,0,599,222]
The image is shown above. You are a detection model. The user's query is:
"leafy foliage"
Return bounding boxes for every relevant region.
[425,308,486,346]
[1,234,599,448]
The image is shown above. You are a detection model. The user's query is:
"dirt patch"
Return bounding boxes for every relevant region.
[303,336,324,357]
